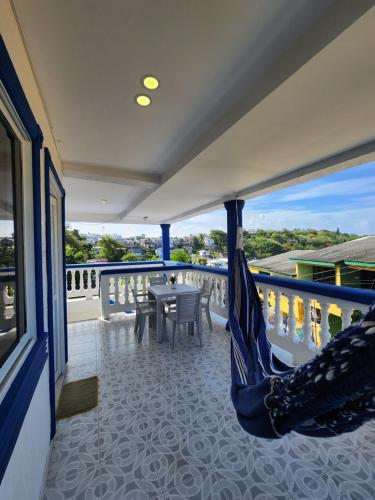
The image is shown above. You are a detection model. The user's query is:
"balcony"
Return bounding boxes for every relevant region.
[39,261,375,499]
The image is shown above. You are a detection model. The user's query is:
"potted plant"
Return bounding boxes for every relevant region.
[170,274,177,289]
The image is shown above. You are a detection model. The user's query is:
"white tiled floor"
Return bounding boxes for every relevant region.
[43,314,375,500]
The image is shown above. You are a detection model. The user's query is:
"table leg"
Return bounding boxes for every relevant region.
[156,298,163,342]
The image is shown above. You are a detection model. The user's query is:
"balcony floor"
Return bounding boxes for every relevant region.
[43,314,375,500]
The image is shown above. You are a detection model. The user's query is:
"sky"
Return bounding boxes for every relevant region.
[70,161,375,238]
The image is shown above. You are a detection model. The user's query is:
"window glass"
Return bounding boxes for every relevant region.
[0,111,26,367]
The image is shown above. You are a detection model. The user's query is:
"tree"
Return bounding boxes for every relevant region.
[97,236,126,262]
[170,249,192,263]
[65,228,94,264]
[121,252,141,262]
[244,237,284,259]
[209,229,227,252]
[192,234,205,252]
[192,254,208,265]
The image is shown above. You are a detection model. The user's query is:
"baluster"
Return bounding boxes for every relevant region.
[261,286,270,329]
[80,269,85,290]
[142,275,147,293]
[219,278,225,308]
[114,277,120,304]
[101,275,110,320]
[303,297,313,347]
[288,294,297,341]
[319,301,330,348]
[274,290,283,335]
[134,274,138,295]
[182,271,186,284]
[341,305,353,329]
[125,275,129,305]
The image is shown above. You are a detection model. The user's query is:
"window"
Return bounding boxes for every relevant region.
[0,111,26,367]
[313,265,336,285]
[360,269,375,290]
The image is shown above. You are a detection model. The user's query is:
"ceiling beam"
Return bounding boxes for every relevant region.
[122,0,375,220]
[63,162,161,189]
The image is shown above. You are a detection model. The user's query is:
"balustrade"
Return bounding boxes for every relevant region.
[66,261,374,364]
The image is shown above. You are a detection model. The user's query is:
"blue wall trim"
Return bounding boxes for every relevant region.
[0,336,48,483]
[0,35,48,483]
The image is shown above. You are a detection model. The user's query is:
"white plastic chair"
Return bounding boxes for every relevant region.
[131,288,156,343]
[200,278,214,331]
[163,292,202,350]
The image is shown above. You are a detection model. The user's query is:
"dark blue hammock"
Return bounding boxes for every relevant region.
[229,240,375,439]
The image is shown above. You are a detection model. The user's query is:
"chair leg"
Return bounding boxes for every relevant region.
[138,315,146,343]
[172,322,177,350]
[163,313,167,338]
[206,306,212,332]
[196,319,203,347]
[134,313,139,334]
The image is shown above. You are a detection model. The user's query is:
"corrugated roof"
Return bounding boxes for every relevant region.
[289,236,375,265]
[250,250,310,276]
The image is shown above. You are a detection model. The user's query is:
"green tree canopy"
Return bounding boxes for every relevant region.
[170,249,192,263]
[209,229,227,251]
[65,228,94,264]
[121,252,141,262]
[97,236,126,262]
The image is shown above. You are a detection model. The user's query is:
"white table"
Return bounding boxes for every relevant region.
[148,284,201,342]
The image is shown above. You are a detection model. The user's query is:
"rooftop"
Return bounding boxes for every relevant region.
[250,250,311,277]
[290,236,375,266]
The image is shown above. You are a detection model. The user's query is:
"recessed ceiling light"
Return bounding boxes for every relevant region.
[101,199,107,204]
[143,216,148,221]
[135,94,151,107]
[142,75,159,90]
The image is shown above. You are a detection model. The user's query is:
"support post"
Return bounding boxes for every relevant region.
[160,224,171,261]
[224,200,245,329]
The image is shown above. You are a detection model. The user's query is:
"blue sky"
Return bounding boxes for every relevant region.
[71,161,375,237]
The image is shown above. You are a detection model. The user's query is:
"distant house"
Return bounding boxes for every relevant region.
[290,236,375,290]
[250,239,375,337]
[250,250,310,278]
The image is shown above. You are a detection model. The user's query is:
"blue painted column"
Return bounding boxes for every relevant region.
[224,200,245,329]
[160,224,171,261]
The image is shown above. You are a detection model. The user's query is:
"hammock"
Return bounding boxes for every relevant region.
[229,230,375,439]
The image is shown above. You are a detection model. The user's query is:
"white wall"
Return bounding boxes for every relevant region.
[0,364,51,500]
[0,3,64,498]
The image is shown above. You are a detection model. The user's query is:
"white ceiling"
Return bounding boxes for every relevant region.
[12,0,375,224]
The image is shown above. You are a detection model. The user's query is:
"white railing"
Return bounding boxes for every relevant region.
[99,266,228,320]
[67,262,374,365]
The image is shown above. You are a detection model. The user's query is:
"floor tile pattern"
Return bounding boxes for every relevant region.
[44,314,375,499]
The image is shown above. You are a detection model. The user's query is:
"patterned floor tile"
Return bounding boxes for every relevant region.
[43,316,375,500]
[43,466,101,500]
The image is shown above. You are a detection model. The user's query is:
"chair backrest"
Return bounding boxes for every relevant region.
[201,278,214,300]
[150,275,166,286]
[131,288,141,310]
[176,293,199,323]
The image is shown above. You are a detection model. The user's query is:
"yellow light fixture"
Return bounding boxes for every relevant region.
[142,75,159,90]
[135,94,151,107]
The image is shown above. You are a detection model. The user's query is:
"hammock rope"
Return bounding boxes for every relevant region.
[229,220,375,439]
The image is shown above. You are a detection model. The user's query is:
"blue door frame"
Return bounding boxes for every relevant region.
[0,35,48,483]
[44,148,67,439]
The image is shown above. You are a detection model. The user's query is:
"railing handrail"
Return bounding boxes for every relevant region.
[66,260,164,269]
[100,263,192,275]
[66,259,375,306]
[253,273,375,305]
